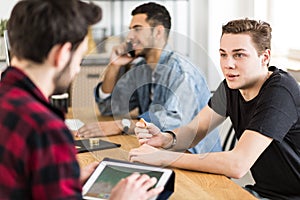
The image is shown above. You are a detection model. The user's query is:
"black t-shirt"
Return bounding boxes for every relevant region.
[209,66,300,200]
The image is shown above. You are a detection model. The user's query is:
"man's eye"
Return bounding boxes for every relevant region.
[234,53,244,58]
[134,27,142,32]
[220,53,227,57]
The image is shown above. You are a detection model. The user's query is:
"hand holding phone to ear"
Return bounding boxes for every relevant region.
[126,41,136,57]
[109,42,135,67]
[101,41,136,94]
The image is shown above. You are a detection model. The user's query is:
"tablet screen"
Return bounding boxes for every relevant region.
[82,159,172,200]
[85,165,163,199]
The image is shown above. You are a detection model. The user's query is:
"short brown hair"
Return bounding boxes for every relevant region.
[132,2,171,38]
[222,18,272,56]
[7,0,102,63]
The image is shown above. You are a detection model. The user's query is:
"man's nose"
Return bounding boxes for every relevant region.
[127,29,135,41]
[223,57,235,69]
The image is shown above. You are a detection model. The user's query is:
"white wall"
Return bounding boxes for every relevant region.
[189,0,220,90]
[0,1,18,19]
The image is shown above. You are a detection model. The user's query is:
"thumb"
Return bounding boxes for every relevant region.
[146,123,161,135]
[136,118,147,128]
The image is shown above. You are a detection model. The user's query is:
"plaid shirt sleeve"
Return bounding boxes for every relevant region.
[0,105,82,199]
[0,87,82,199]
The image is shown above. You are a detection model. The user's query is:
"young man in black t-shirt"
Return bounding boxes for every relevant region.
[130,18,300,200]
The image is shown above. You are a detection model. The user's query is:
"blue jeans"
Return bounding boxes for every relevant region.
[244,185,270,200]
[188,128,222,154]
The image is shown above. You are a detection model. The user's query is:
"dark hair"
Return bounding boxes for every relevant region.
[131,2,171,38]
[221,18,272,56]
[7,0,102,63]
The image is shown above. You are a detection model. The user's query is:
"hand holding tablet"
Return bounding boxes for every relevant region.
[82,158,175,200]
[110,173,164,200]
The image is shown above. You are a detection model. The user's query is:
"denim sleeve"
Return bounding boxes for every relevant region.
[139,71,210,131]
[94,82,113,116]
[139,111,161,128]
[94,70,140,116]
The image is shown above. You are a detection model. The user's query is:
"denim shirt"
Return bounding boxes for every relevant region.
[94,46,221,153]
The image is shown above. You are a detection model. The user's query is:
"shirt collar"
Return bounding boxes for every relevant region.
[1,67,65,119]
[157,44,173,65]
[152,45,174,76]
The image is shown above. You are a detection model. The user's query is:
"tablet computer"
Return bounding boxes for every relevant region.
[82,158,174,200]
[75,139,121,153]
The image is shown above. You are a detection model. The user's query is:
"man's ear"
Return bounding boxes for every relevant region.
[261,49,271,66]
[153,25,165,40]
[48,42,72,69]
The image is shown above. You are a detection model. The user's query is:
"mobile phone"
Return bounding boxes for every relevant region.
[126,41,135,57]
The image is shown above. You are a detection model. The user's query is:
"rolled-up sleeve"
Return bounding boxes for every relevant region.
[94,82,114,115]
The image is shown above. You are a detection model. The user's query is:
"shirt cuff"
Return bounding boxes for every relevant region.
[99,86,111,99]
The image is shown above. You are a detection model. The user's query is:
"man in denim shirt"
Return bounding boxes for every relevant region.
[78,2,221,153]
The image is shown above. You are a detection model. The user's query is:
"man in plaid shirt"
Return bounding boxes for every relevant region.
[0,0,163,199]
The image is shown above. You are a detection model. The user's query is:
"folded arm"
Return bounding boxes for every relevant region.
[135,106,224,150]
[130,129,272,178]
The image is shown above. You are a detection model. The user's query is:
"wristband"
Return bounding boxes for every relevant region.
[121,119,131,134]
[164,131,177,150]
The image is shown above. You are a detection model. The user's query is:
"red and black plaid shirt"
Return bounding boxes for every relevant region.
[0,67,82,199]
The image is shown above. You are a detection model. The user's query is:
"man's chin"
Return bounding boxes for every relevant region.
[135,48,150,58]
[226,81,239,90]
[135,51,146,58]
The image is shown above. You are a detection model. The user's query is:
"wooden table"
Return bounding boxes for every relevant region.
[68,108,257,200]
